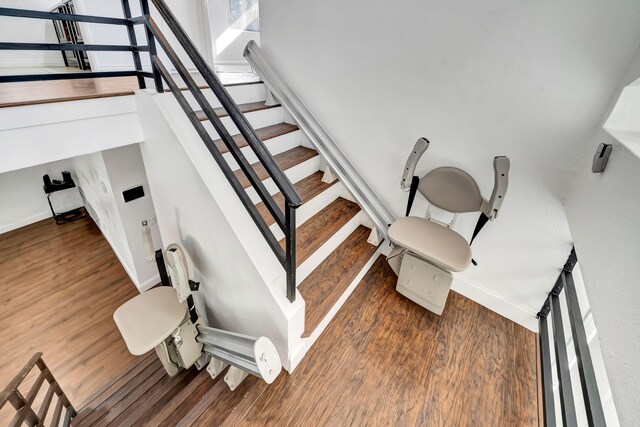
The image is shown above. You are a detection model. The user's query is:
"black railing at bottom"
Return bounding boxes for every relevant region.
[537,248,607,427]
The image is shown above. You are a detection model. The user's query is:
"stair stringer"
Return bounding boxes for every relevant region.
[135,90,306,371]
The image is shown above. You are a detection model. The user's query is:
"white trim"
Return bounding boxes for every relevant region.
[0,212,51,235]
[138,274,161,293]
[452,274,539,332]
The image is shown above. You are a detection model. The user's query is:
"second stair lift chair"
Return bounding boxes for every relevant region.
[387,138,510,315]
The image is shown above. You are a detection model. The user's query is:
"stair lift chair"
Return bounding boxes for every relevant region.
[387,138,510,315]
[113,225,282,391]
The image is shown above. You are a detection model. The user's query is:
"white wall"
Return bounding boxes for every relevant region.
[564,45,640,426]
[259,0,640,329]
[207,0,259,71]
[72,145,161,290]
[565,139,640,427]
[0,96,142,174]
[102,144,162,290]
[72,150,134,274]
[136,90,303,369]
[0,0,64,68]
[0,158,83,233]
[75,0,211,71]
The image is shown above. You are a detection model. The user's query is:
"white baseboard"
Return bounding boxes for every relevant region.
[138,274,161,293]
[0,211,51,234]
[452,274,539,332]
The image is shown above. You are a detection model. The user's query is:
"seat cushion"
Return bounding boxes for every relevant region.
[388,216,472,272]
[114,287,188,355]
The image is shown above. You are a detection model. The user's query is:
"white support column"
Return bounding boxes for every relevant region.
[367,227,382,246]
[224,366,249,391]
[206,357,229,379]
[322,166,338,184]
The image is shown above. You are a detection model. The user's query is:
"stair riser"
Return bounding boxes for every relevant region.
[296,211,366,286]
[203,107,285,140]
[182,83,266,111]
[246,156,321,204]
[224,131,302,170]
[269,181,344,241]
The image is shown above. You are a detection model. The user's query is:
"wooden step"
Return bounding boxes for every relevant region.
[280,197,360,267]
[69,358,270,426]
[255,171,338,226]
[74,358,164,425]
[213,123,299,154]
[195,101,279,121]
[299,225,379,337]
[234,146,318,189]
[72,353,158,425]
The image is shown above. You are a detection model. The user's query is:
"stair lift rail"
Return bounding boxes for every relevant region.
[244,41,397,242]
[537,248,607,427]
[140,0,301,302]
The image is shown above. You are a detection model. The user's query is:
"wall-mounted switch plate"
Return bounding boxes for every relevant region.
[592,143,612,173]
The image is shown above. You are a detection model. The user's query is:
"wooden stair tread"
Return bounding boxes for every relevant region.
[104,367,195,427]
[75,351,157,422]
[138,368,210,426]
[214,123,299,154]
[195,101,279,121]
[234,146,318,189]
[299,225,379,337]
[280,197,360,267]
[255,171,337,226]
[76,360,164,425]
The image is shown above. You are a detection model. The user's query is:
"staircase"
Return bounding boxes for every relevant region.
[71,352,266,426]
[189,81,382,340]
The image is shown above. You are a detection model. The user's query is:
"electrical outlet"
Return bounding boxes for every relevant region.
[149,215,157,225]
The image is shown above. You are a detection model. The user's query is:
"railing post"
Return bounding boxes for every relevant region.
[139,0,163,92]
[538,313,557,427]
[121,0,145,89]
[285,203,296,303]
[563,270,607,426]
[551,289,579,427]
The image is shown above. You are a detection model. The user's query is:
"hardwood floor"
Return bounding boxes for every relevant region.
[1,218,538,426]
[0,77,139,108]
[0,215,141,423]
[0,74,261,108]
[239,256,539,426]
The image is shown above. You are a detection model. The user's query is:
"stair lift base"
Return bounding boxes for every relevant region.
[396,252,452,316]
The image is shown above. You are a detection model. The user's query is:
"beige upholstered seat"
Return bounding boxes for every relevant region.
[114,287,188,355]
[388,216,472,272]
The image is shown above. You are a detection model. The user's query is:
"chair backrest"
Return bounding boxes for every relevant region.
[418,167,484,214]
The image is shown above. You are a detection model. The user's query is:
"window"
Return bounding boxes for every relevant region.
[228,0,259,32]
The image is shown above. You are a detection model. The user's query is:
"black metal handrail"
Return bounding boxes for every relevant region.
[537,248,607,427]
[0,6,149,84]
[0,1,301,302]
